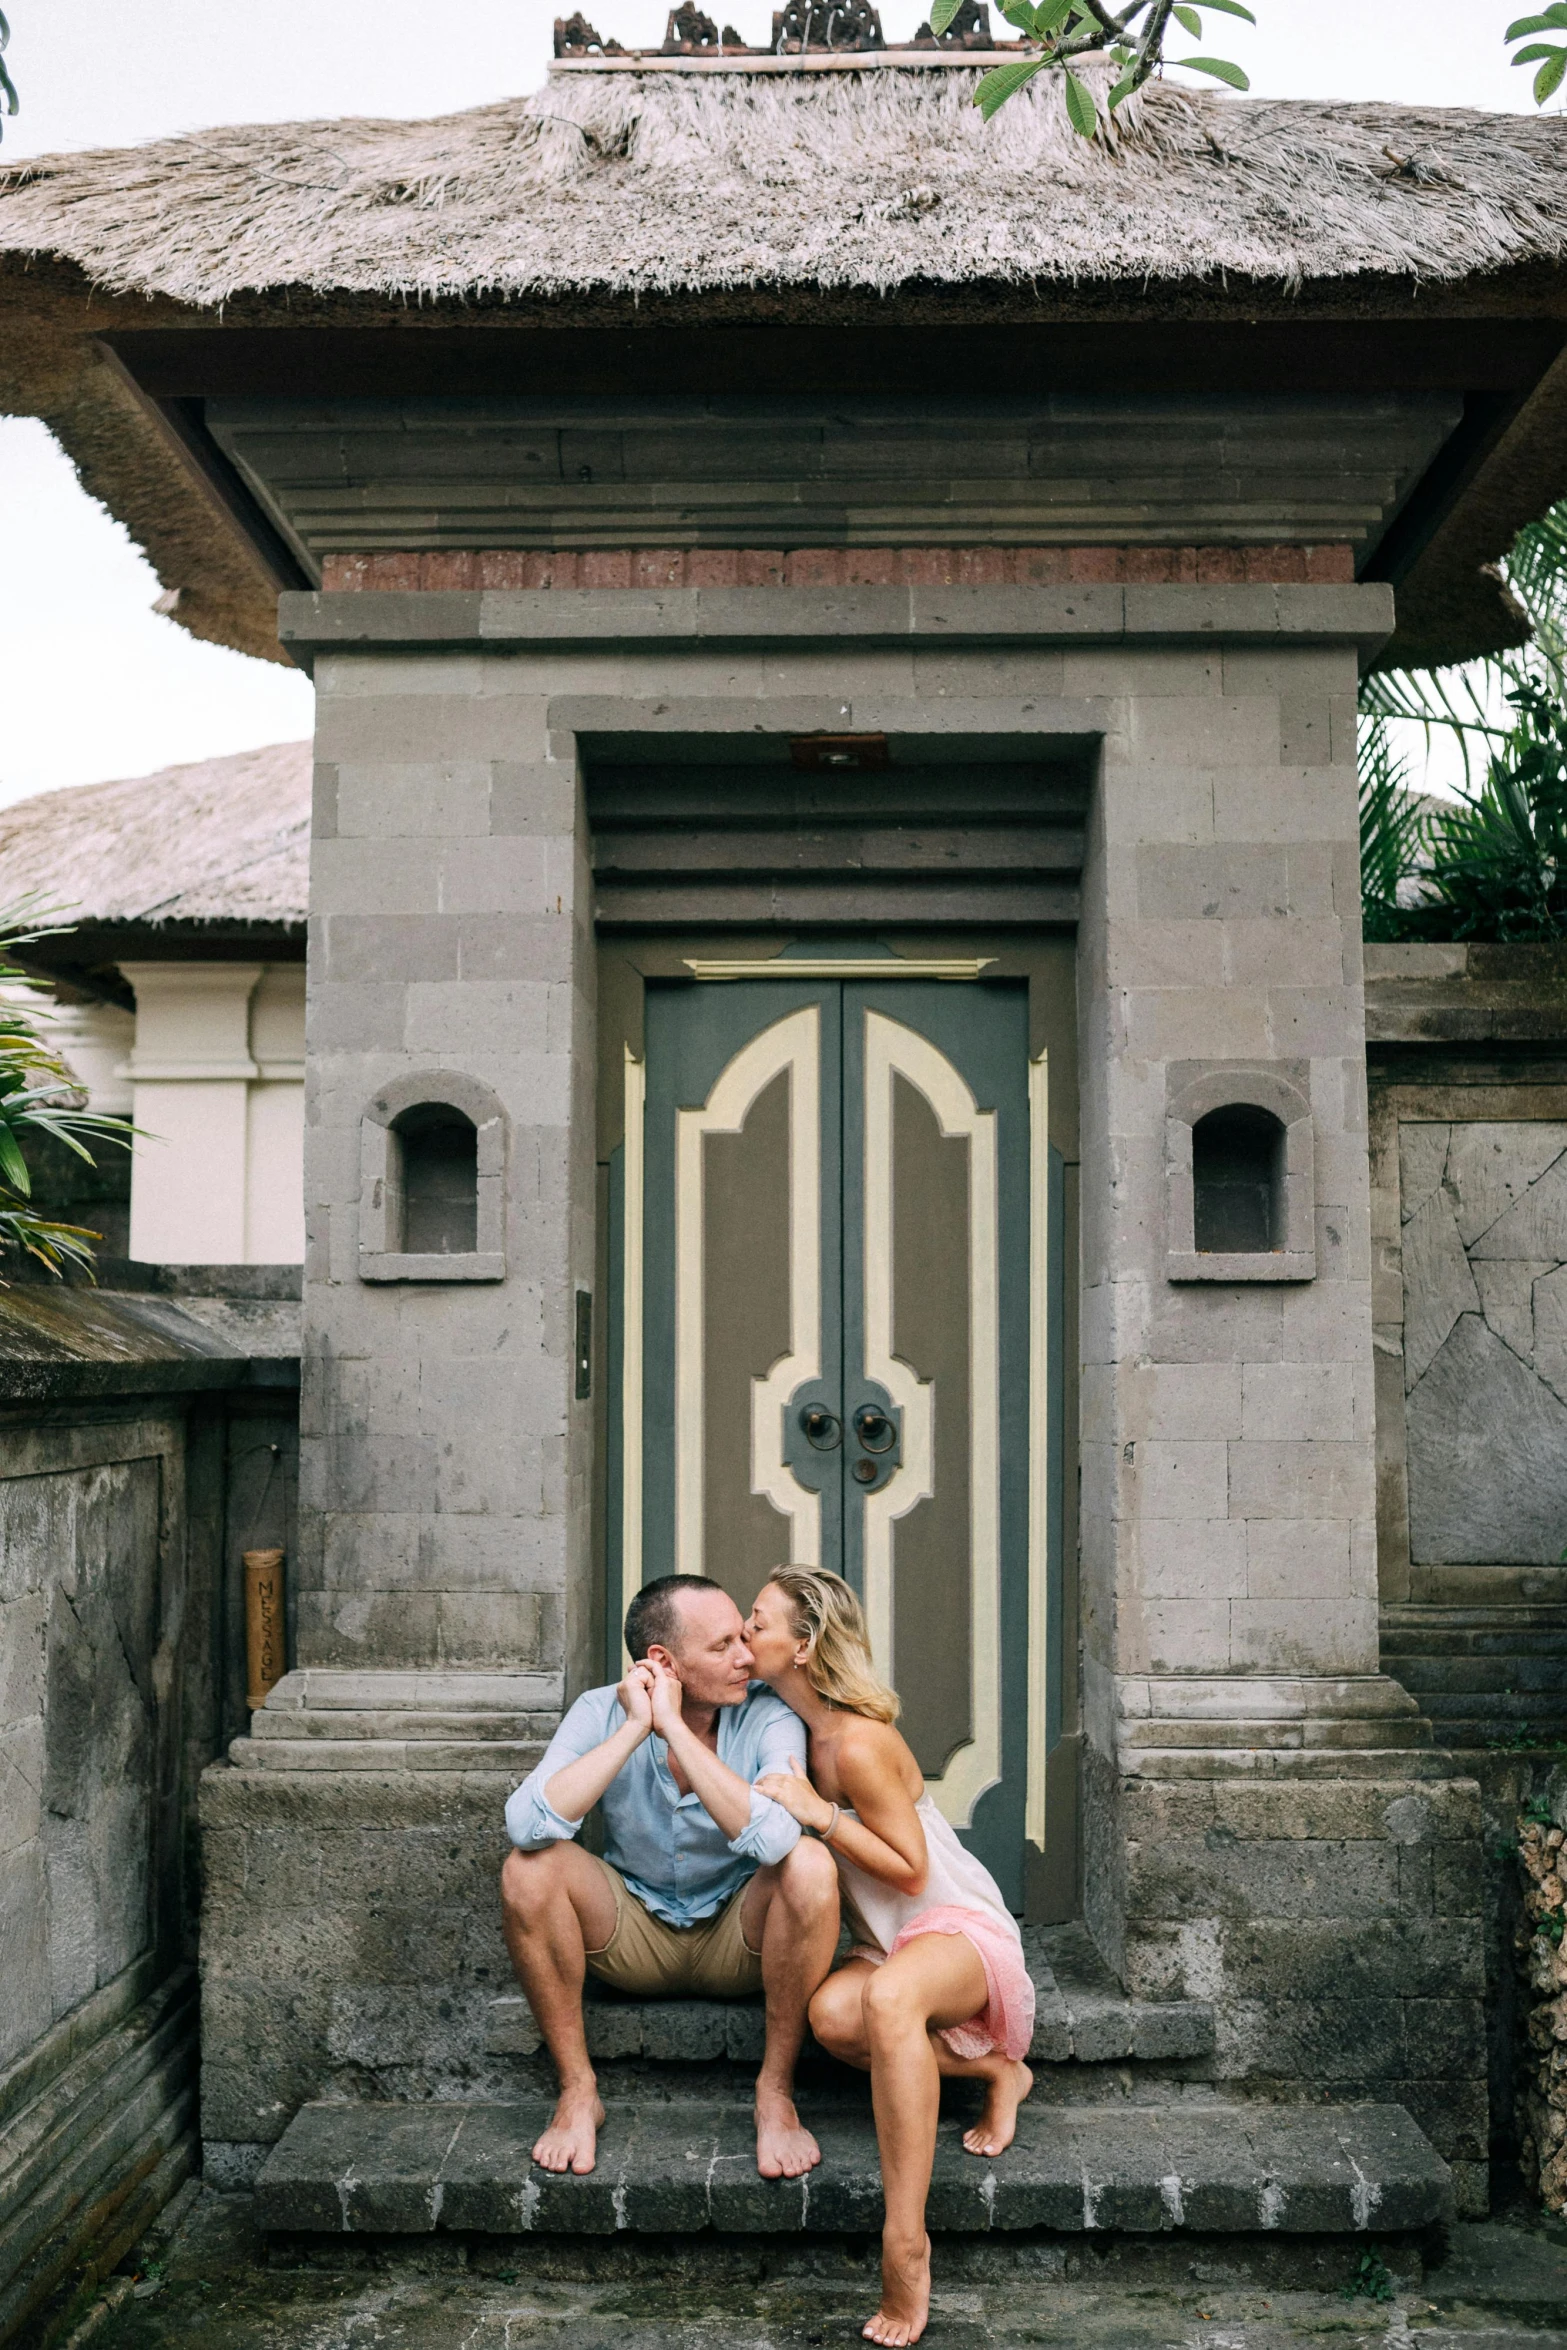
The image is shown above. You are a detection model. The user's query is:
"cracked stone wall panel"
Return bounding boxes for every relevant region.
[1534,1264,1567,1402]
[0,1845,50,2069]
[26,1459,163,2014]
[1408,1312,1567,1564]
[1468,1143,1567,1263]
[1473,1259,1556,1363]
[0,1471,61,1604]
[1401,1191,1480,1389]
[1398,1123,1451,1226]
[42,1812,97,2016]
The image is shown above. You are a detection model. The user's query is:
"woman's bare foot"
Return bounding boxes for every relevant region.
[864,2232,931,2346]
[755,2086,821,2178]
[962,2058,1033,2158]
[531,2083,606,2174]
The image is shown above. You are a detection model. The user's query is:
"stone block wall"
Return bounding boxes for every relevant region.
[199,1769,520,2178]
[1121,1771,1489,2218]
[0,1324,298,2346]
[301,654,598,1682]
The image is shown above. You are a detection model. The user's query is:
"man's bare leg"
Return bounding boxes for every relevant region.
[499,1843,618,2174]
[741,1837,840,2179]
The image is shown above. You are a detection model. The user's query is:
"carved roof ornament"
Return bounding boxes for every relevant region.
[553,13,625,56]
[559,0,983,57]
[910,0,999,46]
[660,4,747,52]
[771,0,886,52]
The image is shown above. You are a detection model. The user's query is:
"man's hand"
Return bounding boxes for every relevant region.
[645,1655,685,1739]
[617,1662,655,1734]
[755,1752,835,1833]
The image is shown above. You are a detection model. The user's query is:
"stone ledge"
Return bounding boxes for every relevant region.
[253,2096,1452,2237]
[278,582,1394,664]
[226,1739,546,1773]
[482,1922,1214,2068]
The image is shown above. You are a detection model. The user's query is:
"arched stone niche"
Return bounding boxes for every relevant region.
[358,1069,507,1282]
[1165,1061,1315,1283]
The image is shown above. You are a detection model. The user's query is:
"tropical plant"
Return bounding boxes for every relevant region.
[1357,715,1430,943]
[1359,503,1567,943]
[945,1,1567,130]
[0,10,14,143]
[0,909,132,1278]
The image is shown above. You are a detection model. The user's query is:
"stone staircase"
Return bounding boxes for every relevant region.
[224,1670,1460,2250]
[484,1923,1213,2071]
[252,1926,1454,2245]
[255,2095,1449,2240]
[1380,1605,1567,1753]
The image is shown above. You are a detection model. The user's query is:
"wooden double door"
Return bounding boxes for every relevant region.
[613,968,1045,1905]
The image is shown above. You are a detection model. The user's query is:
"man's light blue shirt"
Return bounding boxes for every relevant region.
[504,1681,807,1927]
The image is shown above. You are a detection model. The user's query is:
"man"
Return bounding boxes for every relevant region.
[501,1573,840,2180]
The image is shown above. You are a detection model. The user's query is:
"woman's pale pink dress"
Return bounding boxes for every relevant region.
[832,1793,1035,2062]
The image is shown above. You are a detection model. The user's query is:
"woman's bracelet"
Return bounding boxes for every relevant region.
[817,1802,840,1843]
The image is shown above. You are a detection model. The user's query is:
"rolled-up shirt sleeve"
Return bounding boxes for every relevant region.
[504,1692,608,1850]
[727,1701,809,1864]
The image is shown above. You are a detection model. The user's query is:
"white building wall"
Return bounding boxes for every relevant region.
[120,960,305,1264]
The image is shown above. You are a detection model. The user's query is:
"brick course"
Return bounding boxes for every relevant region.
[321,545,1358,593]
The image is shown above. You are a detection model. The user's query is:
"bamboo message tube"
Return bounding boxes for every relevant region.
[244,1548,286,1711]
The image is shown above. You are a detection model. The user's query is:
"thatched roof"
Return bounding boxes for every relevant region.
[0,741,309,934]
[1,70,1566,675]
[1,73,1565,303]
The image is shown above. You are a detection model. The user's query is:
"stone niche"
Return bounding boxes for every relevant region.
[1401,1121,1567,1566]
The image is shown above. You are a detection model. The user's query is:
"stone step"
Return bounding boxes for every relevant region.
[1382,1605,1567,1631]
[1386,1661,1567,1695]
[253,2096,1454,2239]
[1125,1746,1457,1781]
[484,1921,1215,2070]
[1383,1630,1567,1659]
[249,1710,559,1743]
[1416,1686,1567,1717]
[227,1738,546,1773]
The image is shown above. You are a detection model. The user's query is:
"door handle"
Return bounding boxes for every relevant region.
[799,1405,843,1451]
[852,1404,897,1454]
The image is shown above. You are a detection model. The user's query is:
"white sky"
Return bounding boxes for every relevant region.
[0,1,1551,810]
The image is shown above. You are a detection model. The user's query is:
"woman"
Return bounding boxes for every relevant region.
[747,1567,1033,2349]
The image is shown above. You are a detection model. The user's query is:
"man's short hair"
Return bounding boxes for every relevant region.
[624,1574,724,1662]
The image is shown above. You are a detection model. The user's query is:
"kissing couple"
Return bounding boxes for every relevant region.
[501,1568,1035,2347]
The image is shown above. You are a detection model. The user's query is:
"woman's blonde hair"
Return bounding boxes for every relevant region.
[765,1566,900,1723]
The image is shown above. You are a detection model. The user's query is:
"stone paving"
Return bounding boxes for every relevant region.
[86,2183,1567,2350]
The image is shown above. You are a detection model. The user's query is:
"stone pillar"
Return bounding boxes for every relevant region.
[1075,601,1487,2214]
[298,651,596,1682]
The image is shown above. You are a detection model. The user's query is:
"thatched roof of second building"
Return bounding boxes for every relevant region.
[2,742,309,971]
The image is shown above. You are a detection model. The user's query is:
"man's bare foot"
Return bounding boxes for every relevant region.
[962,2058,1033,2159]
[531,2084,606,2174]
[754,2086,821,2179]
[864,2232,931,2346]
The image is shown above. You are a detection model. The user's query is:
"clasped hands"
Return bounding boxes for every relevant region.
[616,1655,685,1740]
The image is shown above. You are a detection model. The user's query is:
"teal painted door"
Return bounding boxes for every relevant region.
[614,975,1034,1905]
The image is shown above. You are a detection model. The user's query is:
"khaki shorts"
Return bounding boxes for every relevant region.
[583,1856,764,1997]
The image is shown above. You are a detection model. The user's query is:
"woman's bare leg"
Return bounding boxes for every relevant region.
[810,1962,1032,2155]
[857,1935,990,2349]
[933,2046,1035,2157]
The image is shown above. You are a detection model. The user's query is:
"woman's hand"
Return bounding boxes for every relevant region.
[755,1752,835,1833]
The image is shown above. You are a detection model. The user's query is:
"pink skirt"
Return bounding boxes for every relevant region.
[849,1904,1036,2062]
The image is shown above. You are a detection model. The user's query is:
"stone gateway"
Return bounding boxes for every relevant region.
[8,39,1567,2325]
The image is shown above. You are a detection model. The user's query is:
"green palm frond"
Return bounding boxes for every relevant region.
[1358,714,1430,940]
[1358,500,1567,940]
[0,901,135,1282]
